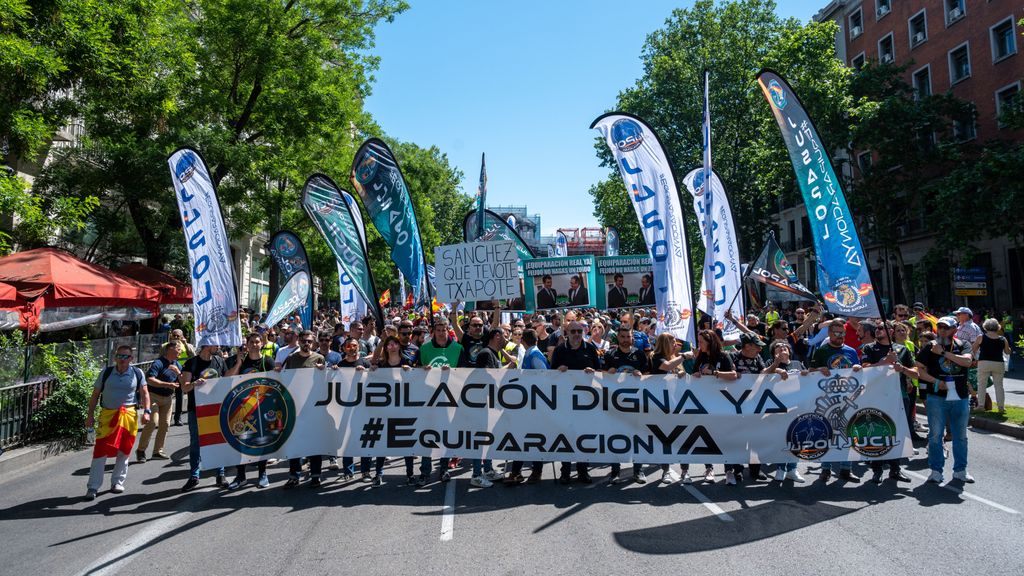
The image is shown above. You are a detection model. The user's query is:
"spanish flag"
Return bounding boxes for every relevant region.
[916,311,939,331]
[378,289,391,307]
[93,406,139,459]
[196,403,227,447]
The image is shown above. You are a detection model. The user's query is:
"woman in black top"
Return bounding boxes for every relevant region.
[684,330,738,484]
[367,335,410,486]
[973,318,1011,413]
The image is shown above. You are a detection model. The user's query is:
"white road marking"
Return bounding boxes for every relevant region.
[440,478,456,541]
[79,508,192,575]
[903,470,1020,515]
[682,484,734,522]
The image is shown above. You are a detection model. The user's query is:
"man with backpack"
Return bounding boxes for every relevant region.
[84,345,150,500]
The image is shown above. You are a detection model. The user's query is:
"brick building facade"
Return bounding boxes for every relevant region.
[773,0,1024,313]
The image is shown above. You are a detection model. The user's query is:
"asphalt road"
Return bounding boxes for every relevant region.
[1,422,1022,576]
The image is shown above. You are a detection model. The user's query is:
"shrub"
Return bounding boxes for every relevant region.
[30,343,102,443]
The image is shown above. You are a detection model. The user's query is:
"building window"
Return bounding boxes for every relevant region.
[849,9,864,39]
[991,18,1017,63]
[945,0,964,26]
[857,151,872,175]
[851,52,866,70]
[996,82,1021,128]
[878,33,895,63]
[948,43,971,85]
[953,117,977,141]
[909,10,927,48]
[876,0,891,20]
[912,66,931,99]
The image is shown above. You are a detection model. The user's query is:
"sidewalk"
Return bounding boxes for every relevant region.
[993,372,1024,407]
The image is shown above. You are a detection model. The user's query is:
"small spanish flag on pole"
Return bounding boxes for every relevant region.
[378,289,391,307]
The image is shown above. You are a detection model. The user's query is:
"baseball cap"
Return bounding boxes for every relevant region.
[936,316,957,328]
[912,302,925,310]
[955,306,973,316]
[739,333,764,347]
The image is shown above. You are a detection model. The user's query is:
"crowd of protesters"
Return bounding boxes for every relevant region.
[84,298,1018,500]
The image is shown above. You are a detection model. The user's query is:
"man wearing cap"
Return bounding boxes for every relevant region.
[954,307,982,347]
[916,316,974,484]
[729,333,788,484]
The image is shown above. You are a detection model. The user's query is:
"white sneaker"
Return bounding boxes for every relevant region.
[85,489,97,501]
[785,469,806,483]
[927,470,944,484]
[661,469,679,484]
[725,471,737,486]
[703,469,715,483]
[681,473,692,484]
[773,468,786,482]
[110,484,125,494]
[483,470,503,481]
[470,475,493,488]
[953,470,975,483]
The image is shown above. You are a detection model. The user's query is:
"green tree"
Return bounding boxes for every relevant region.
[0,0,153,253]
[31,0,406,272]
[591,0,850,269]
[843,61,974,301]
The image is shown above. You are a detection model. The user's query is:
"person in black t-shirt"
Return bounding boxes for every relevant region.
[915,316,974,484]
[456,314,488,367]
[337,337,371,369]
[224,333,274,490]
[860,321,917,484]
[603,326,651,484]
[180,345,227,492]
[551,321,600,485]
[688,330,738,484]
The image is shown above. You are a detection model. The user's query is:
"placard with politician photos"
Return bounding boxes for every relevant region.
[594,255,654,310]
[523,255,597,311]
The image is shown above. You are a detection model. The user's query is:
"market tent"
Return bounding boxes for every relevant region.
[0,247,161,332]
[117,262,193,305]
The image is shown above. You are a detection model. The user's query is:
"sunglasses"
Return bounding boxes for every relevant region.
[115,353,132,360]
[301,339,316,344]
[399,331,411,335]
[569,329,584,334]
[318,338,330,342]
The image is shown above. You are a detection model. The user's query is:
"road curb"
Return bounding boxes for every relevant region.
[916,402,1024,440]
[0,438,81,477]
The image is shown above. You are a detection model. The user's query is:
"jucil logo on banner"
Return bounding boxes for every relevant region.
[786,374,899,460]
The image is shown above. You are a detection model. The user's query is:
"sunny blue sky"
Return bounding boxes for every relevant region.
[365,1,822,235]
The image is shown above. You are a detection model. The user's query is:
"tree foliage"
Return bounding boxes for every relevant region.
[590,0,851,268]
[29,0,407,276]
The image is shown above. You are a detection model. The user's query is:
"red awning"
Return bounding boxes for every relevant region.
[0,280,16,304]
[116,262,193,305]
[0,247,161,332]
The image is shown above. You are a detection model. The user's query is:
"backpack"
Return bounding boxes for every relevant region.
[100,365,146,406]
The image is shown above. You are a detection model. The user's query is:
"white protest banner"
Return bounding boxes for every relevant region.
[433,240,521,303]
[195,367,911,470]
